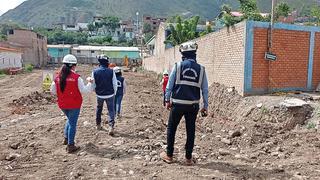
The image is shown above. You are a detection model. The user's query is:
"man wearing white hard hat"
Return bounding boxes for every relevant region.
[50,54,92,153]
[91,55,118,136]
[160,41,209,165]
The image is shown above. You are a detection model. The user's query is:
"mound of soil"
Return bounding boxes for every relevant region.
[10,91,56,115]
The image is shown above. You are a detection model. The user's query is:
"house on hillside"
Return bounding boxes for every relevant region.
[4,29,48,67]
[143,15,167,34]
[0,47,23,70]
[62,23,89,32]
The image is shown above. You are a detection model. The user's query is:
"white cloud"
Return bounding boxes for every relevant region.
[0,0,27,15]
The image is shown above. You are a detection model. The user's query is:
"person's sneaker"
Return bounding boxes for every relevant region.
[185,158,196,166]
[108,127,115,136]
[97,124,102,131]
[66,144,80,153]
[160,152,173,164]
[63,138,68,145]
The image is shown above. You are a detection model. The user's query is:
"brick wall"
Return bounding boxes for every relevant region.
[143,22,247,95]
[313,32,320,89]
[7,30,48,67]
[252,28,310,92]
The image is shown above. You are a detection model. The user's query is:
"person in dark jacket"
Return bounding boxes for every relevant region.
[113,66,126,118]
[160,42,209,166]
[91,55,118,135]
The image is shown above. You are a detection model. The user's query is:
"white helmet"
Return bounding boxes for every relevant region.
[179,41,198,52]
[113,66,121,73]
[163,70,169,75]
[62,54,77,64]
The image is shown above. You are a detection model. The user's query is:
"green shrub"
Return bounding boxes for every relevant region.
[25,64,34,72]
[307,122,317,129]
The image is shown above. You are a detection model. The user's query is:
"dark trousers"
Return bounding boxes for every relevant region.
[96,96,115,127]
[166,103,199,159]
[162,91,166,106]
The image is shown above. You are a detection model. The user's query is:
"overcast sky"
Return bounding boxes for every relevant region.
[0,0,27,15]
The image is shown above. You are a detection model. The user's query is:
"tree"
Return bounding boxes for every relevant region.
[87,23,96,35]
[164,16,200,46]
[311,6,320,26]
[102,16,120,34]
[239,0,264,21]
[200,24,213,36]
[143,23,152,33]
[218,4,241,27]
[275,2,291,19]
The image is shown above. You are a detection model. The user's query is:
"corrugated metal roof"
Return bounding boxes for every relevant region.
[0,47,22,53]
[48,44,72,48]
[72,46,139,52]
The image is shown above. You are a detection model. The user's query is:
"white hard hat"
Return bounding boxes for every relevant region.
[113,66,121,73]
[163,70,169,75]
[62,54,77,64]
[179,41,198,52]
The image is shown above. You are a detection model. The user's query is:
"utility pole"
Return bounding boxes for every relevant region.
[269,0,276,52]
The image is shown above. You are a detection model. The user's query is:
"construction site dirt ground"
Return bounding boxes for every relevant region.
[1,65,320,180]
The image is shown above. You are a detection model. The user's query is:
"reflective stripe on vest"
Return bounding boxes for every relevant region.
[171,98,200,105]
[175,62,204,88]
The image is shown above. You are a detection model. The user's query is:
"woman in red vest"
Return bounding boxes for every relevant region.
[50,54,92,153]
[160,70,169,106]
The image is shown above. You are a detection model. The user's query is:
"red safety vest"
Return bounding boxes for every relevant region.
[162,76,169,92]
[54,72,82,109]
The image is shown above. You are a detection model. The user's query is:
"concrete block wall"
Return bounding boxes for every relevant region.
[144,21,320,95]
[143,21,247,95]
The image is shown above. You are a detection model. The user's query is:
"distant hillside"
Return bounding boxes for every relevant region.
[0,0,318,27]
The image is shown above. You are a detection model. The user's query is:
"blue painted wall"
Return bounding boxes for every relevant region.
[48,47,71,59]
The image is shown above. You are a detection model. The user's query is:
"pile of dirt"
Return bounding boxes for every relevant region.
[205,83,313,132]
[10,91,56,115]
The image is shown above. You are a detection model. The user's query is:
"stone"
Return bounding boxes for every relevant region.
[271,152,279,156]
[83,121,91,127]
[150,151,157,156]
[28,142,36,147]
[229,130,241,138]
[256,103,263,108]
[206,127,213,133]
[79,152,87,156]
[234,154,242,159]
[129,170,134,175]
[218,149,231,156]
[10,142,20,150]
[6,153,21,161]
[145,155,151,161]
[63,159,68,162]
[221,138,232,145]
[134,155,143,160]
[276,146,283,152]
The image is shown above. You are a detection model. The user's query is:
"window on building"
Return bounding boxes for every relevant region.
[58,48,63,52]
[91,50,95,53]
[153,22,157,25]
[77,50,81,53]
[146,17,151,20]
